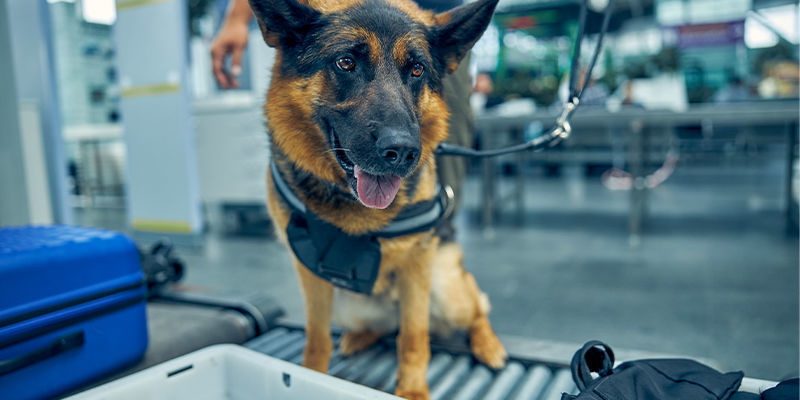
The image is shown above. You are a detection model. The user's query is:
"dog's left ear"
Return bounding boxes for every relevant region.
[431,0,499,73]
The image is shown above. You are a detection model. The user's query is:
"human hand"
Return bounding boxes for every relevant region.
[210,20,250,89]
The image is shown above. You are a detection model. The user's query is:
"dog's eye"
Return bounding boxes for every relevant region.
[336,57,355,72]
[411,63,424,77]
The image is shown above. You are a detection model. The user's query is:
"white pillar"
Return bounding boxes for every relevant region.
[3,0,71,225]
[114,0,203,242]
[0,0,29,226]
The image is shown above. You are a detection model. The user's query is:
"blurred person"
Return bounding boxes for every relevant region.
[211,0,474,241]
[575,79,609,107]
[470,72,493,114]
[713,74,751,103]
[606,74,687,112]
[470,72,504,114]
[556,67,609,109]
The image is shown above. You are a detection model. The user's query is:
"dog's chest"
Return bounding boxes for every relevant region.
[330,232,439,332]
[373,232,437,292]
[330,259,402,334]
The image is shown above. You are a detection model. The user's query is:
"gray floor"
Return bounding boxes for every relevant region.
[73,163,799,381]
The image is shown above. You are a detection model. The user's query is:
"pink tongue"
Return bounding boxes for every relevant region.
[354,166,402,209]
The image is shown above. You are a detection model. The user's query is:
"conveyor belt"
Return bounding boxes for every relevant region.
[246,326,578,400]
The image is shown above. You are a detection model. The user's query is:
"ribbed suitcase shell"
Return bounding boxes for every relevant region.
[0,226,148,400]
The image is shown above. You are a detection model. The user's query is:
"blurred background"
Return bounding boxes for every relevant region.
[0,0,797,382]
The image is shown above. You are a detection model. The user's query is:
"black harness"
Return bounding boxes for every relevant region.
[271,162,452,294]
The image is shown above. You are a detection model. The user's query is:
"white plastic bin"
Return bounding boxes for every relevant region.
[67,344,401,400]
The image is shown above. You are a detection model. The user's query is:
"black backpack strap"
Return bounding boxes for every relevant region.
[570,340,616,392]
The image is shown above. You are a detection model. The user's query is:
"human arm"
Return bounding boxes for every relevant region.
[210,0,253,89]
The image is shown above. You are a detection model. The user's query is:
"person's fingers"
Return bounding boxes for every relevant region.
[230,46,245,88]
[211,45,231,89]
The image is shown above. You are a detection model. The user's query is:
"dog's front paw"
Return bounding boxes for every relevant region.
[394,389,430,400]
[472,334,507,369]
[469,319,508,369]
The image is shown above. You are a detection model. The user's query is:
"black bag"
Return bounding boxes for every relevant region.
[761,379,799,400]
[562,341,745,400]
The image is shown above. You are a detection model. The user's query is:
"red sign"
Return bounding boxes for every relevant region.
[671,20,745,48]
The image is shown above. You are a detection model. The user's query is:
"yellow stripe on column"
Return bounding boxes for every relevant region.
[121,82,181,98]
[132,218,193,234]
[117,0,172,11]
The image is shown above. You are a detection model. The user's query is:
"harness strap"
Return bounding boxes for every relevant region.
[270,161,448,238]
[270,162,450,295]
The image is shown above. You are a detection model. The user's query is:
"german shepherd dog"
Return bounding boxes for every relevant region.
[250,0,506,398]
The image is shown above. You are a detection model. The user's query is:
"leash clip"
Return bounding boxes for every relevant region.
[553,97,579,142]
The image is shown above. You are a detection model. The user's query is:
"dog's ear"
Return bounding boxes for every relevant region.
[430,0,499,73]
[249,0,321,48]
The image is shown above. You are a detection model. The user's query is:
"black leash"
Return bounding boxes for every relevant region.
[436,0,614,158]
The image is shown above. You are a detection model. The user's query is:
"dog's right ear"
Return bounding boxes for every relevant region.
[248,0,321,48]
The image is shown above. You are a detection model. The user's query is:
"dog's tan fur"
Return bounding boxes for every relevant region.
[260,1,506,398]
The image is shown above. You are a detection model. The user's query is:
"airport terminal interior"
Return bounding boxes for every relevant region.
[1,0,799,398]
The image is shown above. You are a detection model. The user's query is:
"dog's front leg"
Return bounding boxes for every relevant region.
[295,260,334,373]
[394,250,434,400]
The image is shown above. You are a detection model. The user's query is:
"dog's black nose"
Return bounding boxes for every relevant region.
[376,127,420,172]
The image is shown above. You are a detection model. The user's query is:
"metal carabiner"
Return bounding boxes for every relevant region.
[555,97,579,140]
[440,185,456,220]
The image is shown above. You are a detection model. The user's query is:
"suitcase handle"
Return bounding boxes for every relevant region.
[0,331,85,376]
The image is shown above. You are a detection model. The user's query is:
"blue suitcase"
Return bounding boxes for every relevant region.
[0,226,148,400]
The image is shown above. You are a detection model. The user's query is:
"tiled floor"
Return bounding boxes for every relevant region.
[73,164,799,381]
